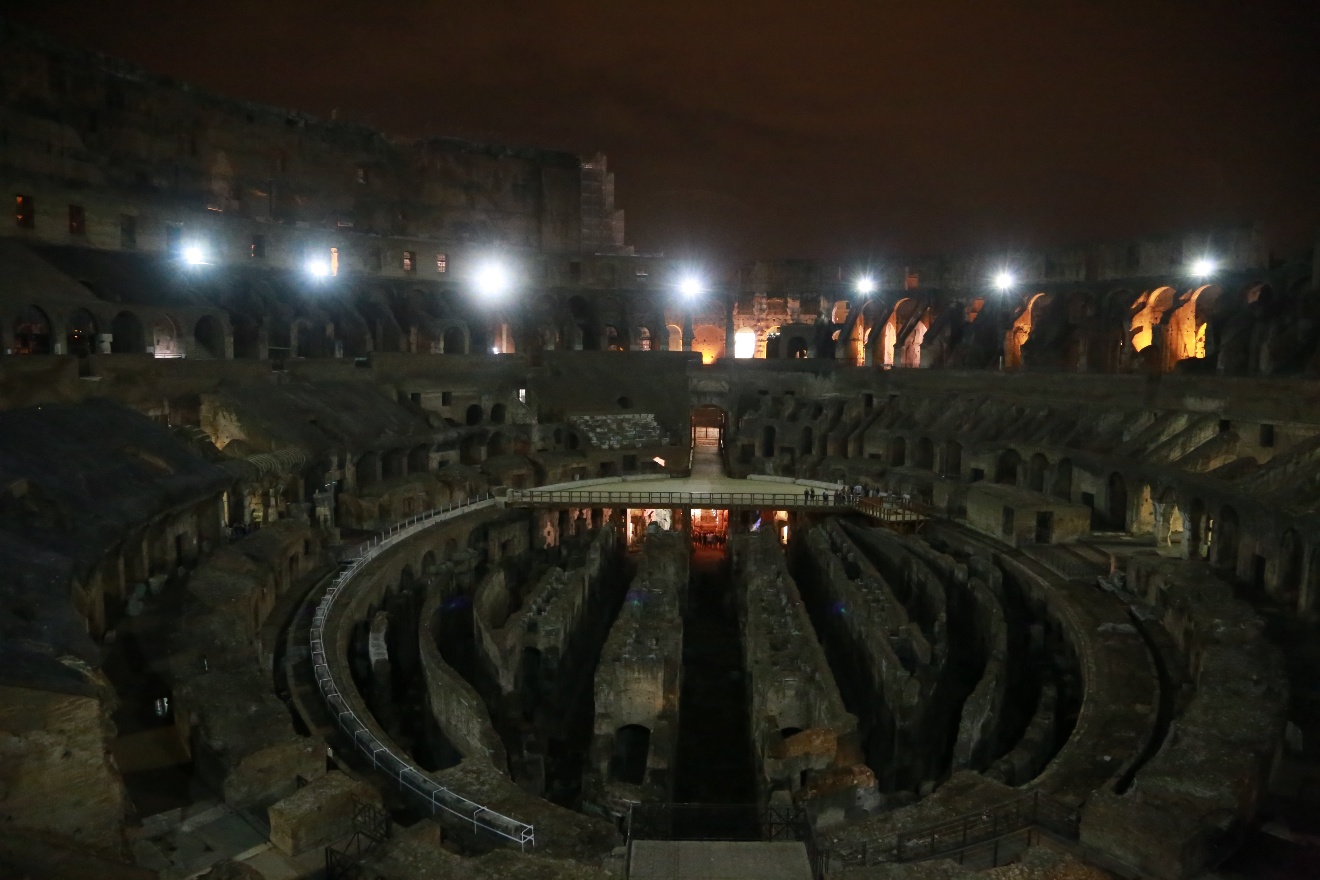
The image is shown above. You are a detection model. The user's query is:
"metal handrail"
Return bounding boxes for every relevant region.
[505,488,926,516]
[309,492,537,850]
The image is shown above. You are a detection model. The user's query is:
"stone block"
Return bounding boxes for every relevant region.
[267,771,382,856]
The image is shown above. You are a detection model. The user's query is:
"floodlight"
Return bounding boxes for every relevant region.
[305,257,330,278]
[679,276,703,299]
[475,261,511,298]
[182,243,208,266]
[855,276,876,295]
[993,271,1015,292]
[1191,257,1216,278]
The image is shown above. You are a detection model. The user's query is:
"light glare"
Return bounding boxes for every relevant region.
[475,261,511,297]
[679,276,703,299]
[1191,257,1216,278]
[993,271,1014,292]
[182,244,207,266]
[306,258,330,278]
[855,276,876,295]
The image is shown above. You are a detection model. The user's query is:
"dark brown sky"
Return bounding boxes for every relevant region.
[10,1,1320,266]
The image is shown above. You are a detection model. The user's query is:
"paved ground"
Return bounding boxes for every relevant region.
[628,841,813,880]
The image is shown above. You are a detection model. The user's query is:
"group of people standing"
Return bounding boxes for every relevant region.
[803,484,879,505]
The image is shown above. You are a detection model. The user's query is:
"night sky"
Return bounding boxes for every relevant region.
[10,1,1320,267]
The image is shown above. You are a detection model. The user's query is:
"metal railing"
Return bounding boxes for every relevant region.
[309,492,537,850]
[505,488,926,518]
[894,791,1078,863]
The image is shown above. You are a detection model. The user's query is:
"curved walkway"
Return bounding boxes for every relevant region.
[307,494,538,850]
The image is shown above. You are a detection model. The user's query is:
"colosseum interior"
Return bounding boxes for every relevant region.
[1,14,1318,880]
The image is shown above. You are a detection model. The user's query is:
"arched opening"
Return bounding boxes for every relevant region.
[13,306,53,355]
[567,431,581,451]
[1052,458,1073,501]
[637,327,652,352]
[1164,285,1219,370]
[1279,529,1303,609]
[1004,293,1047,369]
[734,328,757,359]
[442,325,467,354]
[67,309,98,359]
[1105,472,1127,530]
[1027,453,1049,493]
[1129,287,1176,353]
[1216,505,1239,575]
[942,440,962,477]
[899,314,929,368]
[761,426,776,458]
[383,449,408,480]
[786,336,809,359]
[608,724,651,786]
[692,324,725,364]
[409,445,431,474]
[465,404,483,426]
[914,437,935,470]
[487,432,506,458]
[490,403,506,425]
[1188,498,1209,559]
[603,325,623,352]
[193,315,223,358]
[151,317,181,358]
[830,301,850,324]
[1155,487,1184,549]
[878,301,906,368]
[667,324,684,351]
[230,315,262,359]
[111,311,146,354]
[800,426,813,456]
[889,436,907,467]
[356,451,379,488]
[995,449,1021,485]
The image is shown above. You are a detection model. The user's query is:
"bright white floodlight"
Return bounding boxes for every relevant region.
[993,270,1015,292]
[1190,257,1216,279]
[305,257,330,278]
[855,276,877,295]
[182,243,208,266]
[679,275,703,300]
[475,261,512,298]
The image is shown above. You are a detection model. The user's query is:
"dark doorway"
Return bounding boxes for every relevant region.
[608,725,650,785]
[1035,511,1054,544]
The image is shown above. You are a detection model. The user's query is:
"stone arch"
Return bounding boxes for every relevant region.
[383,449,408,480]
[1027,453,1049,493]
[1188,497,1209,559]
[1004,292,1049,369]
[151,315,182,357]
[994,449,1021,485]
[609,724,651,785]
[193,315,224,358]
[66,308,99,359]
[441,324,468,354]
[465,404,483,426]
[914,437,935,470]
[667,324,684,351]
[13,305,54,355]
[490,403,507,425]
[408,444,431,474]
[942,440,962,477]
[487,432,506,458]
[111,310,146,354]
[1129,286,1177,354]
[786,335,809,359]
[356,451,380,488]
[889,436,907,467]
[800,425,813,456]
[761,426,776,458]
[1052,458,1073,501]
[230,314,263,358]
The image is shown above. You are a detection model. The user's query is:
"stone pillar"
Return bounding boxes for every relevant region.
[682,311,694,352]
[724,292,736,357]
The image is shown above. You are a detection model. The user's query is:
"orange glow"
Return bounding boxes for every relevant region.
[1129,287,1175,352]
[1004,292,1046,369]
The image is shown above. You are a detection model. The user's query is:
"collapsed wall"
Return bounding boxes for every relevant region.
[583,529,687,817]
[731,529,875,824]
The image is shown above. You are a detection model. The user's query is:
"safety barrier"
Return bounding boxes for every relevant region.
[308,492,537,850]
[504,488,922,514]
